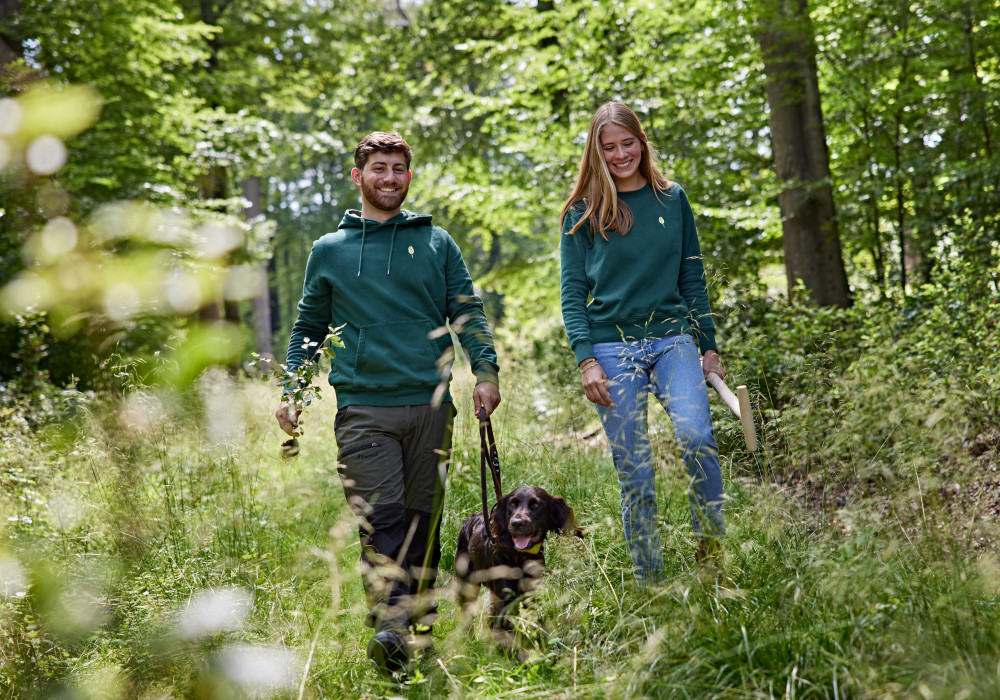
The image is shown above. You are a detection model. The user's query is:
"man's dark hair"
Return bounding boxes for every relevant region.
[354,131,412,170]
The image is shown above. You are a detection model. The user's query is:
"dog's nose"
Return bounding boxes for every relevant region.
[510,515,527,528]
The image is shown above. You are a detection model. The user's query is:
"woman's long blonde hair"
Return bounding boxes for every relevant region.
[560,102,671,241]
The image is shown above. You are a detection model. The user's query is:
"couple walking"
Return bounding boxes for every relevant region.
[275,102,726,674]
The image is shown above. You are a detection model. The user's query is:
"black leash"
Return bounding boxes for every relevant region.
[478,407,502,557]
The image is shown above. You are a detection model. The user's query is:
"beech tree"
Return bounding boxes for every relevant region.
[756,0,850,306]
[820,0,999,297]
[4,0,998,388]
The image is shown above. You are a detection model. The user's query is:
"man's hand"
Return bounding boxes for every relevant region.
[275,400,301,437]
[473,381,501,417]
[702,350,725,380]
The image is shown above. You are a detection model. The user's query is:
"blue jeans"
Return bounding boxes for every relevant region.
[592,335,725,582]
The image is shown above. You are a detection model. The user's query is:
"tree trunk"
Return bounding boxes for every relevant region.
[0,0,31,84]
[197,164,241,328]
[537,0,568,124]
[757,0,850,307]
[857,102,886,294]
[244,176,273,360]
[893,113,907,292]
[960,2,992,159]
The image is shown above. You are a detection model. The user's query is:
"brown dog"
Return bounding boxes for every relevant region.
[455,485,581,629]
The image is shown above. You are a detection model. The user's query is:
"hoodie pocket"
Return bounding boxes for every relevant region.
[353,320,445,389]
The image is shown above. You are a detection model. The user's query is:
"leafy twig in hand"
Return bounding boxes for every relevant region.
[251,326,343,454]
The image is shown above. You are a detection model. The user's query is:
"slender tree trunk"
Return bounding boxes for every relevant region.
[0,0,25,78]
[244,176,273,360]
[858,103,886,294]
[892,115,907,292]
[0,33,16,69]
[910,167,936,286]
[391,0,410,25]
[957,2,998,290]
[757,0,850,307]
[538,0,568,124]
[195,0,243,348]
[961,2,992,159]
[197,165,241,329]
[883,17,912,296]
[866,170,886,293]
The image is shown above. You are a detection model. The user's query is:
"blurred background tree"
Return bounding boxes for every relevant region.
[1,2,998,696]
[1,0,997,389]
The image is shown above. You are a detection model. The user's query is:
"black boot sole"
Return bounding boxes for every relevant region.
[367,630,409,675]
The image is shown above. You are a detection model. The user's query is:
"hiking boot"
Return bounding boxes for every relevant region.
[367,626,409,675]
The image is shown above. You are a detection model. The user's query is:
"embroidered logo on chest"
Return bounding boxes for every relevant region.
[408,245,414,258]
[658,217,665,226]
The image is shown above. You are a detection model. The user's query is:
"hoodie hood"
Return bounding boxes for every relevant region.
[338,209,434,230]
[338,209,435,276]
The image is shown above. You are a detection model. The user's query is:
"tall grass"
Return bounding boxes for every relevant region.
[2,292,999,698]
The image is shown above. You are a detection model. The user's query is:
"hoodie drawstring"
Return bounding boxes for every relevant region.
[355,217,403,276]
[387,222,399,276]
[357,219,367,276]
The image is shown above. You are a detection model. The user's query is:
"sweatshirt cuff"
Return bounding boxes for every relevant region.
[473,363,499,387]
[572,340,595,366]
[696,331,717,355]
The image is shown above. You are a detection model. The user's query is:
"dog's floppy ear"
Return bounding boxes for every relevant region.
[549,496,582,537]
[491,494,510,537]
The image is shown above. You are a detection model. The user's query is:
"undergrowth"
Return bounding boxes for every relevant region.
[1,288,999,698]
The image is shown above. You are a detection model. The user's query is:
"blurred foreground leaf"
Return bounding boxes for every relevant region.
[12,82,102,142]
[160,322,243,388]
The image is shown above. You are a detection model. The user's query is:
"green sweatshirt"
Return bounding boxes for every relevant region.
[285,209,499,407]
[560,182,717,365]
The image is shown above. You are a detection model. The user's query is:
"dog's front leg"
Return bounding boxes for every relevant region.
[454,553,481,615]
[487,581,524,632]
[489,591,530,662]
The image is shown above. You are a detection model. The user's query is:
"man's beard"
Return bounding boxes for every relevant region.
[361,177,408,213]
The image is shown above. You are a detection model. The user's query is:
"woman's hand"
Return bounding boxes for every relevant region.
[702,349,725,380]
[580,359,613,407]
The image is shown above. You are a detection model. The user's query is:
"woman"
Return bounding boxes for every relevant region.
[559,102,726,584]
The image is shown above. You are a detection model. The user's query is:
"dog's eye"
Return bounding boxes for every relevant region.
[530,500,540,510]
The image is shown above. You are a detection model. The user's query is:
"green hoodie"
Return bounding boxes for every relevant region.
[560,183,717,364]
[285,209,499,407]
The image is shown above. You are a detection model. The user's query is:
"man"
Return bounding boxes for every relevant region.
[275,132,501,674]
